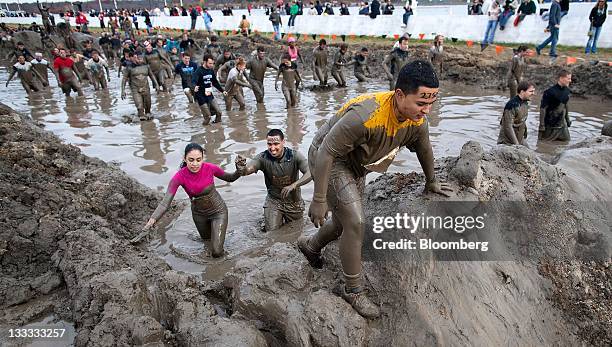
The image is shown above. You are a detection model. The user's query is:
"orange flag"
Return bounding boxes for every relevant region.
[350,34,356,40]
[466,40,474,48]
[393,34,400,40]
[566,56,577,64]
[419,33,425,40]
[495,45,504,54]
[331,34,337,40]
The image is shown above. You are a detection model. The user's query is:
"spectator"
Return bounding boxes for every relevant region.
[181,7,188,16]
[536,0,561,61]
[76,11,89,33]
[99,12,105,29]
[289,1,299,26]
[559,0,569,18]
[402,0,413,28]
[247,3,253,15]
[315,1,324,15]
[514,0,536,26]
[340,3,350,15]
[359,2,370,15]
[203,8,213,34]
[370,0,381,19]
[498,0,517,31]
[285,2,291,15]
[324,4,334,15]
[307,3,318,15]
[585,0,607,55]
[190,6,198,31]
[469,0,483,15]
[132,12,139,31]
[143,9,152,34]
[269,8,282,40]
[239,15,250,36]
[481,0,501,51]
[383,0,395,15]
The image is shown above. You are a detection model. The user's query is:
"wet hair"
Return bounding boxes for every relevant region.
[242,14,247,19]
[282,53,292,61]
[236,57,246,67]
[181,143,204,168]
[17,41,24,45]
[361,47,368,52]
[257,46,265,53]
[210,35,218,42]
[340,43,348,50]
[183,52,190,58]
[517,81,534,93]
[202,54,214,63]
[557,69,571,79]
[91,49,99,55]
[319,39,327,45]
[517,45,528,53]
[267,129,285,140]
[399,36,409,44]
[395,60,439,95]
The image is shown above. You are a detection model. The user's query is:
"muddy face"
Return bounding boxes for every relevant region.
[394,86,438,122]
[266,135,285,158]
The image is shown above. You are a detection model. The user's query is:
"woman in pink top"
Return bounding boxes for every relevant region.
[286,37,304,66]
[144,143,245,257]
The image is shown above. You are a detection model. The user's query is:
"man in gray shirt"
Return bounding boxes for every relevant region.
[239,129,312,231]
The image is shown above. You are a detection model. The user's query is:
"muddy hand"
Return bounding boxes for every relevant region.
[308,200,328,228]
[425,179,454,197]
[235,154,247,173]
[281,183,296,199]
[143,218,155,230]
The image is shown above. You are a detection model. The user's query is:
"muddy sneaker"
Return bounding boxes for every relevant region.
[297,235,323,269]
[341,288,380,319]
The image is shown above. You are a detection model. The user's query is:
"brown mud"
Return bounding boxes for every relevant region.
[3,30,611,98]
[1,100,610,345]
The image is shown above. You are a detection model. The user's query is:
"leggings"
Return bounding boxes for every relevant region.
[191,188,228,257]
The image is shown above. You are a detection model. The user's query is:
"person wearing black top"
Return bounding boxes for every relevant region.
[175,54,198,103]
[179,33,200,57]
[539,70,572,142]
[190,6,198,31]
[369,0,380,19]
[192,54,226,125]
[585,0,607,54]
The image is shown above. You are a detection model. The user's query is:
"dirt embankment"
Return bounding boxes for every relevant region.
[4,30,612,98]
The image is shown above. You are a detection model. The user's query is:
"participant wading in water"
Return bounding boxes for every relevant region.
[143,143,246,257]
[352,47,371,82]
[383,36,411,90]
[205,35,223,61]
[331,43,350,87]
[497,81,535,146]
[507,45,528,98]
[174,53,198,103]
[192,54,226,125]
[246,46,279,104]
[224,57,251,111]
[298,60,453,319]
[312,39,329,87]
[84,50,111,91]
[144,43,173,92]
[275,54,302,109]
[31,52,59,88]
[53,48,84,96]
[5,55,45,94]
[539,70,572,142]
[238,129,312,232]
[121,53,160,121]
[428,35,444,75]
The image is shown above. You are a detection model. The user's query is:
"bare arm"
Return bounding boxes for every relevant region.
[382,53,393,79]
[5,69,17,86]
[148,67,160,90]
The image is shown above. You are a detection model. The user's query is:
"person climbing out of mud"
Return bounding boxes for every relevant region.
[237,129,312,232]
[120,52,160,121]
[298,60,453,319]
[383,36,410,91]
[497,81,535,146]
[507,45,528,98]
[539,69,572,142]
[312,39,329,87]
[53,48,84,97]
[275,54,302,109]
[142,143,246,257]
[192,54,226,125]
[5,54,45,94]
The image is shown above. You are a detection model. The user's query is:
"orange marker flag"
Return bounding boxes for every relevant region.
[566,56,577,64]
[495,45,504,54]
[393,34,400,40]
[350,34,356,40]
[331,34,337,40]
[320,34,326,39]
[419,33,425,40]
[466,40,474,48]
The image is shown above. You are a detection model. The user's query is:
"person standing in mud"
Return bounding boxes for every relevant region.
[352,47,371,82]
[286,37,304,67]
[238,129,312,232]
[5,55,45,94]
[31,52,59,88]
[144,43,173,92]
[383,36,411,90]
[224,57,251,111]
[37,1,53,35]
[53,48,84,96]
[179,33,200,58]
[497,81,535,146]
[429,35,444,75]
[539,70,572,142]
[298,60,453,319]
[275,54,302,109]
[312,39,329,87]
[84,50,110,91]
[99,33,114,61]
[174,53,198,103]
[246,46,279,104]
[70,49,90,82]
[7,41,33,62]
[82,40,95,59]
[121,53,160,121]
[192,54,226,125]
[215,49,236,77]
[331,43,349,87]
[507,45,528,98]
[142,143,246,257]
[205,35,223,61]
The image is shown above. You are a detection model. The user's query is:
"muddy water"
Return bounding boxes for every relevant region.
[2,65,610,281]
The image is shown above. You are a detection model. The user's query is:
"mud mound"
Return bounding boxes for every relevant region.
[219,139,611,346]
[0,104,267,346]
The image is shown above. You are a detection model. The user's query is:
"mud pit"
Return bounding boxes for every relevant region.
[1,101,610,346]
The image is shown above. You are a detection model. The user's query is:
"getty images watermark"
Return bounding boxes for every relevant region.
[371,213,489,252]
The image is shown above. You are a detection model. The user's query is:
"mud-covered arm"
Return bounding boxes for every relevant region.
[274,68,281,89]
[234,72,251,88]
[5,68,17,85]
[150,191,175,221]
[564,104,571,127]
[120,68,129,96]
[32,67,45,84]
[382,53,393,79]
[211,71,224,92]
[295,69,302,88]
[72,64,82,81]
[295,151,312,188]
[409,122,451,196]
[502,108,520,144]
[103,62,110,81]
[267,57,279,71]
[241,156,262,176]
[539,90,550,132]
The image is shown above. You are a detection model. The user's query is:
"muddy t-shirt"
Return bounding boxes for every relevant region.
[312,91,431,177]
[250,148,308,202]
